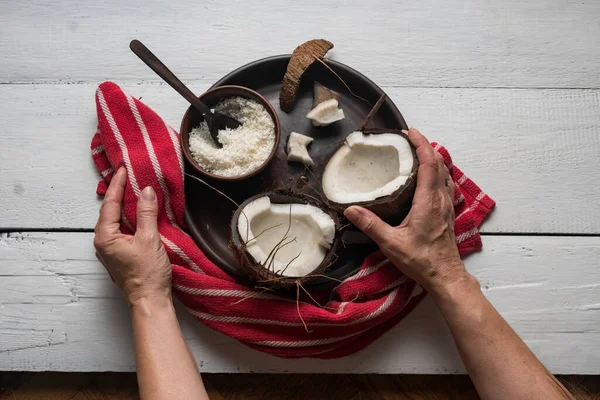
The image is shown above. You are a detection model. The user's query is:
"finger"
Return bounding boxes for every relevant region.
[435,154,455,200]
[432,151,456,200]
[406,128,435,164]
[344,206,395,246]
[447,176,456,201]
[135,186,159,239]
[97,167,127,228]
[436,152,448,189]
[405,128,430,151]
[416,152,439,191]
[403,128,438,190]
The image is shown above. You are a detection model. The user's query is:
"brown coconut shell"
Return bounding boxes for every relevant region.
[361,93,387,131]
[322,129,419,221]
[230,191,342,288]
[279,39,334,113]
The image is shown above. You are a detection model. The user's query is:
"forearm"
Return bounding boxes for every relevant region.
[430,271,573,400]
[131,295,208,400]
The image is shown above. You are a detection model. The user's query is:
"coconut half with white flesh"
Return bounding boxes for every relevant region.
[231,192,340,285]
[321,129,418,219]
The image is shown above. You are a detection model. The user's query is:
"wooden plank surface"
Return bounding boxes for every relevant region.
[1,84,599,233]
[1,0,600,88]
[1,232,598,374]
[1,0,599,376]
[2,372,599,400]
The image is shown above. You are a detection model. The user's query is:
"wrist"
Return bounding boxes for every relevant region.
[128,290,173,316]
[426,265,480,304]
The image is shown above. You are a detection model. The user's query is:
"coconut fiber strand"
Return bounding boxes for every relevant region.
[91,82,495,358]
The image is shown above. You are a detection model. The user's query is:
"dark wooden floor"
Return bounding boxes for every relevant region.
[1,373,598,399]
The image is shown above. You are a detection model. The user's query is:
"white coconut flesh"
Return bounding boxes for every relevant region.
[322,131,414,204]
[286,132,314,166]
[237,196,335,277]
[306,98,345,127]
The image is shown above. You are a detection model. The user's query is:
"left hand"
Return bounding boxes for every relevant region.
[93,167,172,307]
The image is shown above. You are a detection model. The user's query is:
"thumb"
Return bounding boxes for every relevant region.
[344,206,394,246]
[136,186,159,237]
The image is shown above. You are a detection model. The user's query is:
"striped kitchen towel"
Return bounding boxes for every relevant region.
[90,82,495,358]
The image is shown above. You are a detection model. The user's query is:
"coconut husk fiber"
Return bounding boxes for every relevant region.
[279,39,334,113]
[361,93,387,131]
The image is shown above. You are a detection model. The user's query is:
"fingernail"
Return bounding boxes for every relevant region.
[344,206,361,222]
[401,130,409,134]
[141,186,156,201]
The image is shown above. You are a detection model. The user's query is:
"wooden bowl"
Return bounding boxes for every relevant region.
[180,85,281,182]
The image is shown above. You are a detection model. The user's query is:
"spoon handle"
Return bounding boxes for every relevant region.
[129,40,211,116]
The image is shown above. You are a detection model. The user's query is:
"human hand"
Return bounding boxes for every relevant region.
[94,167,172,306]
[344,128,471,294]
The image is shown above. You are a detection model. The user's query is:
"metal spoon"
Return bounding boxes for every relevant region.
[129,39,241,148]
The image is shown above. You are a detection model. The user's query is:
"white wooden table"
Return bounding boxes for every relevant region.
[1,0,599,374]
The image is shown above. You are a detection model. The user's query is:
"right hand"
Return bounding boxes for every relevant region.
[344,128,471,293]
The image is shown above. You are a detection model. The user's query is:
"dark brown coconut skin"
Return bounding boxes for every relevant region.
[323,129,419,222]
[230,191,342,288]
[279,39,334,113]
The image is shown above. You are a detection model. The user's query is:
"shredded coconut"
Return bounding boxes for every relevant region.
[188,96,275,177]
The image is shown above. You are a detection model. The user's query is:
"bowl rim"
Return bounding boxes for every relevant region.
[180,85,281,182]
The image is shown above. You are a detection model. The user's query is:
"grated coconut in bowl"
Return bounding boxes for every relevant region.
[188,96,275,177]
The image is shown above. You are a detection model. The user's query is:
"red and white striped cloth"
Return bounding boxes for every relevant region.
[91,82,495,358]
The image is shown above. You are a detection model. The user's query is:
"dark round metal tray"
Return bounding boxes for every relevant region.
[183,55,408,288]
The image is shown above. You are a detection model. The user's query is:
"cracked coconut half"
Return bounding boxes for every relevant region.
[231,193,338,281]
[321,129,418,219]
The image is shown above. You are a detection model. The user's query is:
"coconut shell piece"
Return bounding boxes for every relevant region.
[230,191,342,288]
[361,93,387,131]
[312,81,340,108]
[279,39,334,113]
[322,129,419,221]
